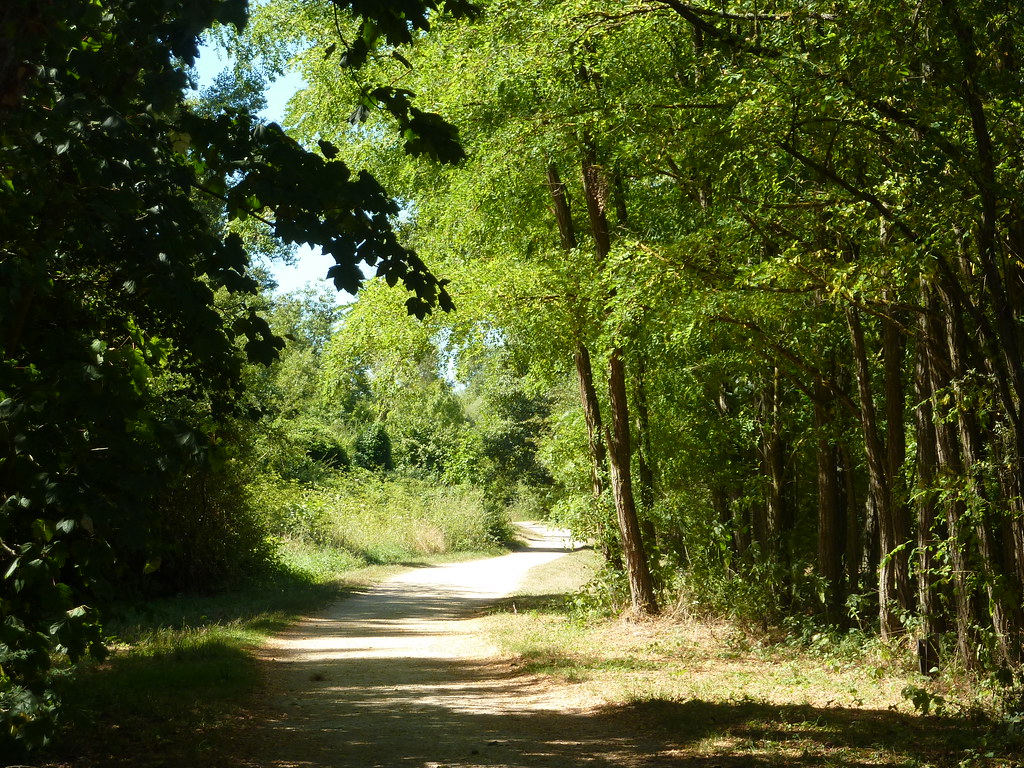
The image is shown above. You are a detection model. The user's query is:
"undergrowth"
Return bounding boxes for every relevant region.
[253,470,513,562]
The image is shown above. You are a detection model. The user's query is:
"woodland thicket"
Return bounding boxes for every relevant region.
[3,0,1024,755]
[260,0,1024,670]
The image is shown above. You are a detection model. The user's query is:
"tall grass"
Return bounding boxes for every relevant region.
[257,470,513,562]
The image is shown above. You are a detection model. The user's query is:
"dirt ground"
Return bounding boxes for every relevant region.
[234,522,642,768]
[35,523,1012,768]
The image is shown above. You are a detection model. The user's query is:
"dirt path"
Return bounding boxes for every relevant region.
[242,522,661,768]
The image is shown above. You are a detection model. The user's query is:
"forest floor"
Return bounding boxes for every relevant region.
[36,523,1020,768]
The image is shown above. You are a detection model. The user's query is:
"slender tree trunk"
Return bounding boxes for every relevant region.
[581,146,612,259]
[574,344,607,500]
[713,380,746,563]
[634,358,659,560]
[922,286,980,668]
[847,306,906,638]
[941,4,1024,662]
[606,349,659,615]
[914,291,946,662]
[545,163,617,563]
[757,368,787,566]
[814,379,845,622]
[944,293,1023,665]
[841,443,862,604]
[581,147,658,615]
[546,163,577,253]
[634,357,655,515]
[940,0,1024,444]
[882,308,915,618]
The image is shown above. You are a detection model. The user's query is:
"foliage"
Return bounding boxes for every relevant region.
[9,0,1024,751]
[256,470,510,560]
[352,423,394,472]
[0,0,474,753]
[272,0,1024,669]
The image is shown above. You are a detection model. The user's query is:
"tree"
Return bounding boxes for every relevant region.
[252,0,1024,664]
[0,0,471,752]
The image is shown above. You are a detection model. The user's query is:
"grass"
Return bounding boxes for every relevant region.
[482,575,1024,768]
[259,472,514,560]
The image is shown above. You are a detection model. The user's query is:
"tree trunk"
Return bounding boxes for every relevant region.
[928,306,980,669]
[882,308,915,619]
[581,146,612,260]
[846,306,908,638]
[940,2,1024,663]
[943,290,1023,666]
[713,380,747,562]
[913,293,946,662]
[757,368,788,566]
[841,443,862,605]
[545,162,617,563]
[814,380,845,622]
[633,357,659,563]
[581,147,658,615]
[546,163,577,252]
[574,343,607,501]
[606,348,659,615]
[634,358,655,516]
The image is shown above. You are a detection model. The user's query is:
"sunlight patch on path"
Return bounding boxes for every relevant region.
[249,523,605,768]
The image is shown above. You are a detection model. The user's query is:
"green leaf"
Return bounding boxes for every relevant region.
[32,519,55,543]
[317,138,340,160]
[328,262,363,294]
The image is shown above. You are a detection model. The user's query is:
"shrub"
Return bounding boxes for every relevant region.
[352,423,394,472]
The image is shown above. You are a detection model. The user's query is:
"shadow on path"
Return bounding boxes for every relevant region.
[219,525,981,768]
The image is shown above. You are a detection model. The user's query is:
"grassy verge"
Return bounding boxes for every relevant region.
[482,580,1024,768]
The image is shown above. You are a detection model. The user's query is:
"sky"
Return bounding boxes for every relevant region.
[193,44,348,301]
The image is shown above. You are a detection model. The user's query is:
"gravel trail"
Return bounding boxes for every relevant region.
[244,522,646,768]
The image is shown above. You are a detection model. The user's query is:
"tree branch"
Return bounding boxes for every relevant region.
[715,313,859,415]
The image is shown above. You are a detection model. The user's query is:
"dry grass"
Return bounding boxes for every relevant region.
[482,553,1022,768]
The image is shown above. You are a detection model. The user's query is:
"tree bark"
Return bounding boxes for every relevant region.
[928,291,981,668]
[574,343,607,501]
[846,306,910,638]
[545,162,613,558]
[943,290,1023,666]
[606,348,659,615]
[882,307,915,619]
[940,8,1024,657]
[757,368,788,566]
[841,443,862,603]
[634,357,659,560]
[634,357,655,516]
[913,292,947,661]
[581,147,658,615]
[814,379,845,622]
[546,163,577,252]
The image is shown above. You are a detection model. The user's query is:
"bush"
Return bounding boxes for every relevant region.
[320,474,510,560]
[291,422,349,470]
[252,476,333,545]
[143,466,276,595]
[352,423,394,472]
